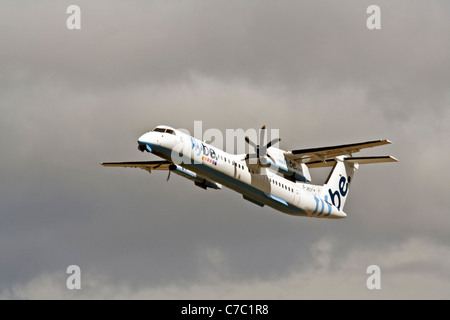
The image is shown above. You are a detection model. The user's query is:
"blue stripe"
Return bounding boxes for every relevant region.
[264,192,289,206]
[319,199,325,216]
[313,195,319,215]
[174,166,196,179]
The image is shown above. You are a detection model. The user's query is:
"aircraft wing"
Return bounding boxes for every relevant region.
[101,160,222,189]
[284,140,392,163]
[100,161,171,174]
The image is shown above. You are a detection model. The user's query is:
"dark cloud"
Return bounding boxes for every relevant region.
[0,0,449,298]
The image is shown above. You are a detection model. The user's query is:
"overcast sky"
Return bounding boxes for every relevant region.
[1,0,449,299]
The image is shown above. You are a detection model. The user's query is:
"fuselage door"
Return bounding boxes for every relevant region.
[294,189,300,206]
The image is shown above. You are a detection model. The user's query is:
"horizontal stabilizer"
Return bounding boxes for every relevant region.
[344,156,398,165]
[285,139,392,163]
[306,156,398,168]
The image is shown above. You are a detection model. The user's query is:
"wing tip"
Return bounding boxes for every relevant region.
[389,156,399,162]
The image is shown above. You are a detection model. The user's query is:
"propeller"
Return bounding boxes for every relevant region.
[244,125,280,167]
[167,164,177,181]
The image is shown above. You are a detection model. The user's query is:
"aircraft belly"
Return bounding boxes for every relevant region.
[138,142,307,216]
[184,163,307,216]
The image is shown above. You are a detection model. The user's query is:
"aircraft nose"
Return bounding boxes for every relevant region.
[137,140,147,152]
[137,133,148,143]
[137,133,153,152]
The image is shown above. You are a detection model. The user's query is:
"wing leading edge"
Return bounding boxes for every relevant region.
[100,161,171,173]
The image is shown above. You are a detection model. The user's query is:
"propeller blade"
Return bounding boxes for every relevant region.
[266,153,276,164]
[245,136,258,149]
[166,170,171,182]
[265,138,281,149]
[245,125,280,167]
[259,125,266,151]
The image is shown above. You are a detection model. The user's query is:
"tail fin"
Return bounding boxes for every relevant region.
[320,155,398,211]
[321,157,356,211]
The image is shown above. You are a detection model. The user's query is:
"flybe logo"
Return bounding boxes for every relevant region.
[190,137,218,165]
[328,176,350,210]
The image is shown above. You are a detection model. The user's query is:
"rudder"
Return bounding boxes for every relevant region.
[321,157,357,211]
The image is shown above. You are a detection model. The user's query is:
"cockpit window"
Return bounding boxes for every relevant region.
[152,127,176,135]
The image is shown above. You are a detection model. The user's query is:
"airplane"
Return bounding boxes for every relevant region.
[101,125,397,219]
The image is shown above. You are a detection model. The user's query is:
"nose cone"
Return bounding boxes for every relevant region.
[137,132,156,152]
[138,132,150,144]
[137,140,147,152]
[138,132,158,144]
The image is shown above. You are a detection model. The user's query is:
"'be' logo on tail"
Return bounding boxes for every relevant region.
[328,176,350,210]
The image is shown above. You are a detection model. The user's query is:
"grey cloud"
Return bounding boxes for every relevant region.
[1,0,449,298]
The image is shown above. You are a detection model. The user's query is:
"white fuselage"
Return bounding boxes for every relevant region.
[138,128,346,219]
